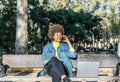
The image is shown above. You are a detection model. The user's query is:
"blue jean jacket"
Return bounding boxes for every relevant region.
[42,42,77,77]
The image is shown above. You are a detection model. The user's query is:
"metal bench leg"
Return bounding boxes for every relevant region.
[114,63,120,76]
[0,63,9,77]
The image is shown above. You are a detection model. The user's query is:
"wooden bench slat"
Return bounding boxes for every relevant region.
[78,54,118,68]
[3,54,43,68]
[0,76,120,81]
[2,54,118,68]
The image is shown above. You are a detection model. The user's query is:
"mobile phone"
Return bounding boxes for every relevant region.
[62,36,66,41]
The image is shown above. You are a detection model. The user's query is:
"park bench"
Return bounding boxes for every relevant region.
[1,54,120,82]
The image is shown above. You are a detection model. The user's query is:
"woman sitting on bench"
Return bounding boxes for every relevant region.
[42,24,77,82]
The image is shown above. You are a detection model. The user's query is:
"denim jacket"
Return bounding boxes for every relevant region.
[42,42,77,77]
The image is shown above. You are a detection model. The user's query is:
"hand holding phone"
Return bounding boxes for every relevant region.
[62,35,70,43]
[62,35,74,50]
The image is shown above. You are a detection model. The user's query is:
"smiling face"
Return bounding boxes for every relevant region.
[48,24,64,40]
[53,32,63,42]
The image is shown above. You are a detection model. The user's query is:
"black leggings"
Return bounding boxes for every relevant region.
[45,57,68,82]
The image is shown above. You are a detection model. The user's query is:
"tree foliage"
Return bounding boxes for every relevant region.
[0,0,103,53]
[0,0,16,52]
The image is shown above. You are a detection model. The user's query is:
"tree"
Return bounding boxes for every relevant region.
[0,0,106,53]
[15,0,28,54]
[118,26,120,57]
[0,0,16,52]
[117,3,120,57]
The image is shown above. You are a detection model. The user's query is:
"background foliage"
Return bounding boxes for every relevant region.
[0,0,120,53]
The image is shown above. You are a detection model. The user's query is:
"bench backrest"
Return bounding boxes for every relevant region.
[2,54,118,68]
[2,54,43,68]
[78,54,118,68]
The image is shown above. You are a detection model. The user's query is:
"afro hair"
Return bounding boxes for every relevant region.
[48,24,64,40]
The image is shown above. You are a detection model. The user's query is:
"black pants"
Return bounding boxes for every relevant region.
[45,57,68,82]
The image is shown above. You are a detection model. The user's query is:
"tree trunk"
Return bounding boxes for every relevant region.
[117,14,120,57]
[91,34,95,51]
[95,39,98,51]
[15,0,28,54]
[117,27,120,57]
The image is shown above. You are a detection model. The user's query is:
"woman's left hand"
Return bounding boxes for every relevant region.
[62,35,70,44]
[62,35,75,52]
